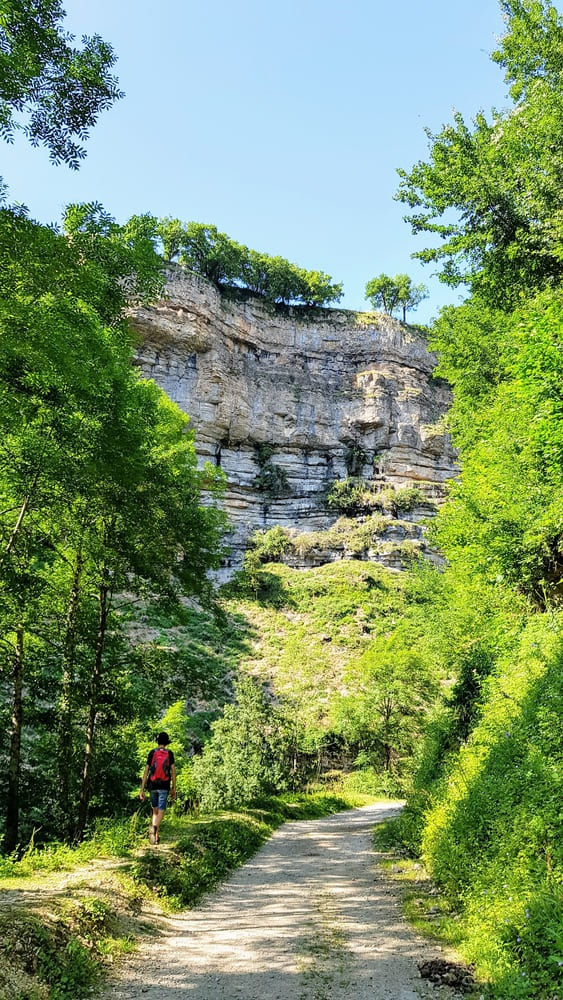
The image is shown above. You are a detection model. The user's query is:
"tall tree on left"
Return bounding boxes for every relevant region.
[0,0,123,168]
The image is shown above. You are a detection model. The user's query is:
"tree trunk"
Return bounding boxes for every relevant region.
[4,626,24,853]
[76,570,109,840]
[56,547,84,838]
[382,698,393,771]
[3,497,30,561]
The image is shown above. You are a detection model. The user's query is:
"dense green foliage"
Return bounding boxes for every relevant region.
[390,3,563,996]
[192,677,292,810]
[157,218,343,307]
[396,0,563,306]
[0,202,227,850]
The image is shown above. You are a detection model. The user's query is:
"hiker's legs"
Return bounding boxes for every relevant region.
[149,790,169,841]
[152,806,165,832]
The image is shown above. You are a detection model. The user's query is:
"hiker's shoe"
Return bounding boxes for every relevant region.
[154,832,160,845]
[148,827,156,845]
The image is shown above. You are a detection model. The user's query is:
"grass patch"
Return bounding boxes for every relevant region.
[0,814,145,879]
[372,822,479,992]
[0,901,124,1000]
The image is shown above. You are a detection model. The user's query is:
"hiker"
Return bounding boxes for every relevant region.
[140,731,177,844]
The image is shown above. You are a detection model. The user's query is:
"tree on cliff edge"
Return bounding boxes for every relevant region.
[365,273,428,322]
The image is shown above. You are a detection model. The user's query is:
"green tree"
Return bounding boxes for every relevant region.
[0,205,225,847]
[396,0,563,305]
[395,273,428,322]
[332,630,438,774]
[365,273,400,315]
[156,216,343,307]
[193,677,290,810]
[0,0,123,167]
[365,273,427,320]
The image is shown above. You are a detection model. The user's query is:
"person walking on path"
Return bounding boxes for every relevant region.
[139,731,176,844]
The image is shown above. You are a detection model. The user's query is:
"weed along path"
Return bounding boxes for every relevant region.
[103,803,460,1000]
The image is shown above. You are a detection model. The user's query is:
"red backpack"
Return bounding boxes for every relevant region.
[149,748,170,784]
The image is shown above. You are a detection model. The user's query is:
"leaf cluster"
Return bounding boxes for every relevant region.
[396,1,563,306]
[0,0,123,168]
[365,273,428,320]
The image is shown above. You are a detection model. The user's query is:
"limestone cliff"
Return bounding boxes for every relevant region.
[131,268,456,569]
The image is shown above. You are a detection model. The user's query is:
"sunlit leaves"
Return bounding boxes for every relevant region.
[156,217,343,307]
[396,2,563,305]
[0,0,123,167]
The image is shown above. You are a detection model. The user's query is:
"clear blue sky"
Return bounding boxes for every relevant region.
[2,1,540,322]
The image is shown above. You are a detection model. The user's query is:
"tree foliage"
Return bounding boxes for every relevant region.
[365,272,427,321]
[393,5,563,994]
[0,204,226,848]
[157,217,343,308]
[192,677,291,810]
[0,0,123,167]
[396,0,563,306]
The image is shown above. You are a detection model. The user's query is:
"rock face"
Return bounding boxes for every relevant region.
[131,268,457,569]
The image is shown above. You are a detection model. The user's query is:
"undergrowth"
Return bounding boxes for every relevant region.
[0,898,132,1000]
[384,613,563,1000]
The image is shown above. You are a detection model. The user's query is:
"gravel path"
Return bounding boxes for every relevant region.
[102,803,458,1000]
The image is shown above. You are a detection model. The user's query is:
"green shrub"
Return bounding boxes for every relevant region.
[192,676,292,810]
[250,526,292,562]
[381,485,426,515]
[290,514,387,557]
[326,477,381,515]
[0,914,100,1000]
[252,444,290,499]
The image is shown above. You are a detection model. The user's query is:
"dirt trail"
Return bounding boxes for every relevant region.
[102,802,460,1000]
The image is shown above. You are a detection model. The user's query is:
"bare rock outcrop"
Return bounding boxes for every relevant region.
[131,268,457,569]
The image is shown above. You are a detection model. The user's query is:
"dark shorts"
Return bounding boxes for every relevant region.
[149,789,169,810]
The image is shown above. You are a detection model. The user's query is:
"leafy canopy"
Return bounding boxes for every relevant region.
[157,217,343,308]
[396,0,563,306]
[365,272,427,321]
[0,0,123,167]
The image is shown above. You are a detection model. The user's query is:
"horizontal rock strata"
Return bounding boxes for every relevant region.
[131,268,457,569]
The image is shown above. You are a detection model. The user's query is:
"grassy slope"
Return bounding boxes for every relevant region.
[222,560,407,731]
[127,558,408,747]
[379,613,563,1000]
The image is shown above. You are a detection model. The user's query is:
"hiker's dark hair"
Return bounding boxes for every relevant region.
[156,731,170,746]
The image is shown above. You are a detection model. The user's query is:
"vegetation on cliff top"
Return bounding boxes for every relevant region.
[155,217,344,307]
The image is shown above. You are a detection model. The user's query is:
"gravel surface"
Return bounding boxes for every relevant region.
[102,803,459,1000]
